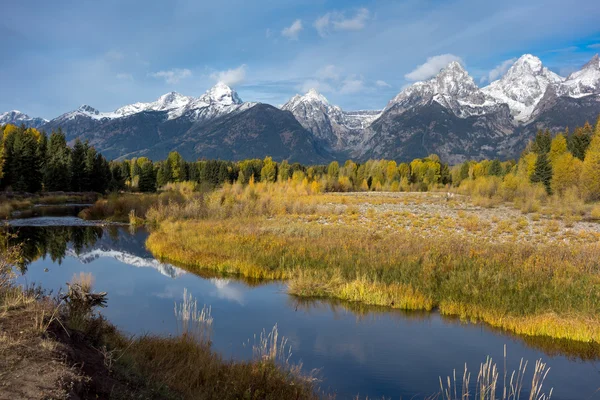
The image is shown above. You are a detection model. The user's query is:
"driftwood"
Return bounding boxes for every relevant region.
[61,283,108,309]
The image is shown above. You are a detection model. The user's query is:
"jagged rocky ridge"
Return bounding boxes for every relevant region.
[3,54,600,163]
[0,110,47,129]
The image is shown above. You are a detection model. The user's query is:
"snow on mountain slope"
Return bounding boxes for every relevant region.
[385,61,499,118]
[49,82,252,126]
[115,92,194,119]
[481,54,563,122]
[556,54,600,98]
[0,110,48,128]
[282,88,381,151]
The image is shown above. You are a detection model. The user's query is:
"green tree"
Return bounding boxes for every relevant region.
[44,129,71,191]
[530,152,553,194]
[488,160,503,176]
[70,139,87,191]
[138,162,156,192]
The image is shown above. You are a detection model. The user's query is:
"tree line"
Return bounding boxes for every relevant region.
[106,153,452,193]
[3,115,600,201]
[453,117,600,203]
[0,124,115,193]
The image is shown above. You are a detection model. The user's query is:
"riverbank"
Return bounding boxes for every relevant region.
[0,254,319,399]
[143,186,600,344]
[0,192,99,219]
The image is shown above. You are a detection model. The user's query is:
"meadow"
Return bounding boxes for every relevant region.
[128,180,600,344]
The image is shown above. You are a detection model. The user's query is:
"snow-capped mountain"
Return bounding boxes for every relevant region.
[282,88,380,151]
[0,110,47,128]
[49,82,250,126]
[385,61,501,119]
[555,54,600,98]
[4,54,600,163]
[482,54,563,122]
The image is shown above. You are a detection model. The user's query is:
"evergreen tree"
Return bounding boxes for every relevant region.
[70,139,87,191]
[138,162,156,192]
[488,160,503,176]
[156,161,173,187]
[568,127,592,161]
[530,152,553,194]
[44,130,71,191]
[109,163,126,192]
[532,129,551,154]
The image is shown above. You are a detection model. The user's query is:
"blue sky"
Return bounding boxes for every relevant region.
[1,0,600,119]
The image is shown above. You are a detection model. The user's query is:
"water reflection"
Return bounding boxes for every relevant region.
[10,220,600,400]
[4,225,184,278]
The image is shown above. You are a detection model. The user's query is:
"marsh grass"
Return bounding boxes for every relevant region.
[174,288,213,342]
[147,214,600,343]
[439,346,552,400]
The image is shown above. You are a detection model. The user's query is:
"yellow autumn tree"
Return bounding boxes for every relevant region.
[548,133,568,163]
[580,131,600,201]
[552,153,581,196]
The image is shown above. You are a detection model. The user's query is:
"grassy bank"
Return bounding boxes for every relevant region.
[142,182,600,344]
[0,192,99,219]
[0,240,320,399]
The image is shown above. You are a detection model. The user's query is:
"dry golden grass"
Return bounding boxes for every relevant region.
[147,193,600,343]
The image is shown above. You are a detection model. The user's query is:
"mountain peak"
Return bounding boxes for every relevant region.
[559,54,600,98]
[304,88,329,104]
[512,54,543,73]
[203,82,242,105]
[155,91,191,109]
[581,54,600,71]
[78,105,100,115]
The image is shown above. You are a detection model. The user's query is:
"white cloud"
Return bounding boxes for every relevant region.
[339,78,364,94]
[481,58,516,83]
[314,8,370,37]
[210,64,247,86]
[316,65,341,81]
[282,19,303,40]
[148,68,192,84]
[376,80,391,87]
[587,43,600,49]
[314,14,330,37]
[405,54,463,81]
[116,73,133,81]
[299,79,333,94]
[333,8,370,31]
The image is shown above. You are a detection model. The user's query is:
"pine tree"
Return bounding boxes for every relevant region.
[488,160,503,176]
[71,139,87,191]
[532,129,551,154]
[156,161,173,188]
[138,162,156,192]
[44,130,71,191]
[530,152,553,195]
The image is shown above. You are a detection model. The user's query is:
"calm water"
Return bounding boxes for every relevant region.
[8,217,600,399]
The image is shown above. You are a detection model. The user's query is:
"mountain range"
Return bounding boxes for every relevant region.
[3,54,600,164]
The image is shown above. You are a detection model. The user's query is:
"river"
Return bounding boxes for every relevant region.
[6,216,600,399]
